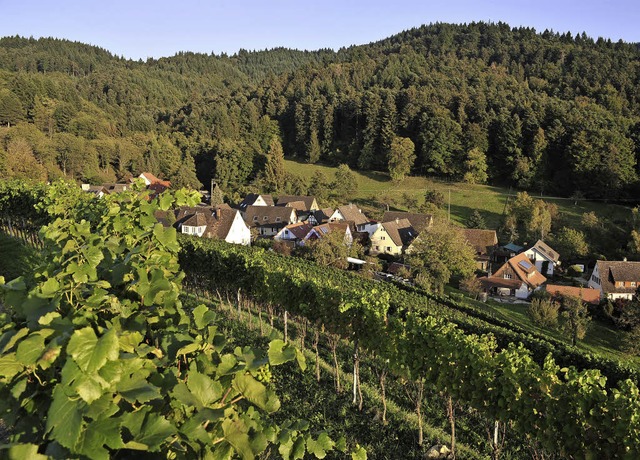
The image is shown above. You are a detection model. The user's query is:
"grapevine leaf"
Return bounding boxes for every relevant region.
[75,418,124,460]
[193,303,217,329]
[46,384,84,450]
[40,277,60,297]
[6,444,48,460]
[117,374,161,404]
[153,224,179,252]
[351,444,367,460]
[291,436,306,460]
[221,417,254,460]
[232,372,280,413]
[16,332,46,365]
[210,442,234,460]
[187,371,222,408]
[67,327,119,374]
[268,339,296,366]
[1,327,28,353]
[124,411,176,452]
[0,353,23,378]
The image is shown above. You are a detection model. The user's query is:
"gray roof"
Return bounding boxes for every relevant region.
[530,240,560,263]
[381,218,416,247]
[243,205,296,227]
[277,195,318,211]
[382,211,433,232]
[238,193,274,210]
[337,204,369,226]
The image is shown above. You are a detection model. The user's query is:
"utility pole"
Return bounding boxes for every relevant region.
[448,188,451,222]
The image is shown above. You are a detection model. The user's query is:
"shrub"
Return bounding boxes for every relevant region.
[529,298,560,328]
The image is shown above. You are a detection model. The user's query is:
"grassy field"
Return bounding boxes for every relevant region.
[445,285,637,365]
[0,233,37,281]
[285,159,632,229]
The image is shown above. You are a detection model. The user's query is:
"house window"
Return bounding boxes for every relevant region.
[381,236,386,240]
[504,273,512,279]
[285,230,289,235]
[632,282,637,287]
[375,246,379,251]
[386,246,391,252]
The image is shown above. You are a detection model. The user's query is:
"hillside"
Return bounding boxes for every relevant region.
[1,23,640,201]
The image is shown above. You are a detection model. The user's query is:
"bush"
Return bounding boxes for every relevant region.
[567,264,584,277]
[529,298,560,328]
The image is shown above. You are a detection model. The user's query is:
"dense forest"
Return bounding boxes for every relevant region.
[1,22,640,200]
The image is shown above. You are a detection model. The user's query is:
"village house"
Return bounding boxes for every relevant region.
[304,222,353,245]
[523,240,560,276]
[171,206,250,245]
[462,228,499,272]
[243,205,297,237]
[369,218,417,256]
[329,204,370,231]
[274,222,315,245]
[381,211,433,233]
[481,253,547,299]
[588,260,640,301]
[276,195,319,212]
[307,208,334,226]
[80,184,108,198]
[237,193,275,213]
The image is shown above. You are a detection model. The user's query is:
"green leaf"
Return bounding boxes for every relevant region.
[135,413,176,452]
[209,442,234,460]
[221,417,254,460]
[268,339,296,366]
[351,445,367,460]
[291,436,306,460]
[1,327,28,353]
[67,327,119,374]
[46,384,84,450]
[187,371,222,408]
[153,224,179,252]
[6,443,48,460]
[232,373,280,413]
[307,432,333,458]
[158,192,173,211]
[75,374,107,404]
[16,332,46,366]
[193,303,217,329]
[295,348,307,372]
[117,374,161,404]
[75,418,124,460]
[0,353,23,378]
[40,277,60,297]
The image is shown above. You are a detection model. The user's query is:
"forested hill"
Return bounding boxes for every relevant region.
[1,22,640,200]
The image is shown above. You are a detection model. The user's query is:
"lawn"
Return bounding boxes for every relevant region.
[445,285,637,365]
[285,159,632,230]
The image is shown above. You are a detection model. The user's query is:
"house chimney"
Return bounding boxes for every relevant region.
[396,218,400,224]
[624,257,628,262]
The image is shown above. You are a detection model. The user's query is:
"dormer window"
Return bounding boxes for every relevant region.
[263,216,268,221]
[276,217,281,222]
[253,216,258,221]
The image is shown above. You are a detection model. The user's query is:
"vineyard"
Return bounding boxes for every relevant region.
[1,181,640,458]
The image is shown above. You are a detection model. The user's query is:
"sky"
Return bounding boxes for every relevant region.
[1,0,639,60]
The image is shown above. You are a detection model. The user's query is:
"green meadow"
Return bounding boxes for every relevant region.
[285,159,632,229]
